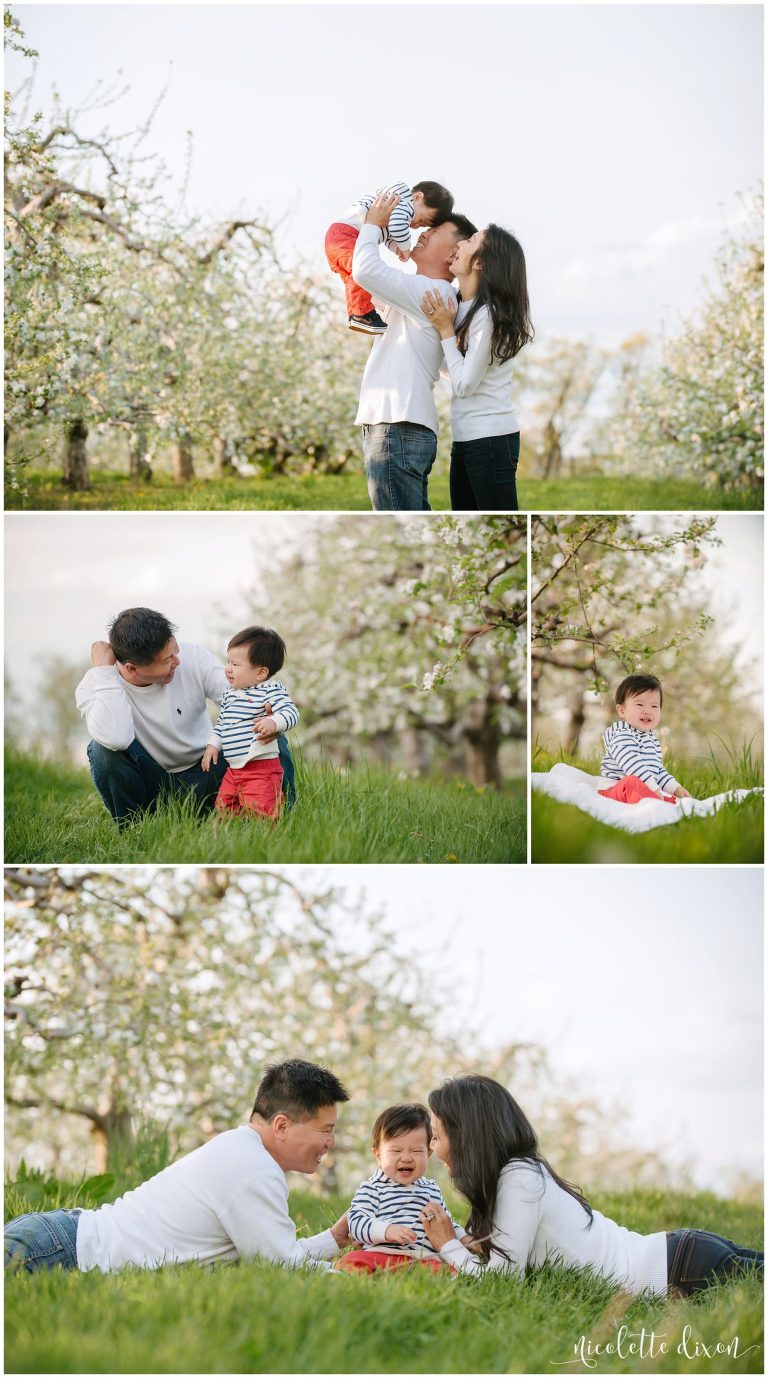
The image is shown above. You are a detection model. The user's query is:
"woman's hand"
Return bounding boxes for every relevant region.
[420,1201,456,1251]
[421,288,457,339]
[364,191,400,230]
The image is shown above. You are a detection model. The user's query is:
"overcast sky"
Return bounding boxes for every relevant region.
[7,3,763,345]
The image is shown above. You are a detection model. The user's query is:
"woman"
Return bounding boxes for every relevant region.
[421,225,532,512]
[419,1076,763,1296]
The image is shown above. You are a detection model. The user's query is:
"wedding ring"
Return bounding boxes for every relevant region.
[425,1211,435,1220]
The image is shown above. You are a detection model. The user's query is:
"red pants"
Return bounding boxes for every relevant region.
[325,222,373,317]
[215,758,283,817]
[336,1249,452,1275]
[598,775,677,805]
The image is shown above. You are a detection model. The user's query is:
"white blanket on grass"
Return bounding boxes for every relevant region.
[531,763,762,835]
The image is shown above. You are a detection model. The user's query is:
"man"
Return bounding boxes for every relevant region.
[352,190,477,511]
[5,1060,351,1273]
[74,607,296,827]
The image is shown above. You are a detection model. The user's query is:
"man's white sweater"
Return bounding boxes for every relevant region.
[75,642,226,773]
[76,1125,339,1273]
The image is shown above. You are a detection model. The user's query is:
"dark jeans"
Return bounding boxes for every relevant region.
[5,1209,81,1274]
[362,422,437,510]
[88,736,296,828]
[450,431,520,511]
[666,1229,764,1295]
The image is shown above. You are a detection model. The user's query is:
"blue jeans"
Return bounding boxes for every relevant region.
[450,432,520,510]
[88,736,296,827]
[5,1209,81,1274]
[667,1229,764,1294]
[362,422,437,511]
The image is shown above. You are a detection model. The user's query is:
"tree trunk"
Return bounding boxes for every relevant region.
[565,688,587,756]
[62,418,91,490]
[542,420,562,480]
[89,1104,135,1173]
[462,700,503,788]
[401,723,428,775]
[172,435,194,482]
[213,434,235,476]
[128,418,152,482]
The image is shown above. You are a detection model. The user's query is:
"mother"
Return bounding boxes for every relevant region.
[422,224,532,511]
[420,1076,763,1295]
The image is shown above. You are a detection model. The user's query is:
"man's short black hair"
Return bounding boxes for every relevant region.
[412,179,454,223]
[372,1103,431,1150]
[227,625,286,676]
[109,608,177,665]
[252,1060,350,1122]
[615,673,663,707]
[448,213,478,241]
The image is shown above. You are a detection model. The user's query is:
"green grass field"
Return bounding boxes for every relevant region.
[531,746,764,864]
[5,468,763,512]
[4,1171,763,1374]
[3,749,525,864]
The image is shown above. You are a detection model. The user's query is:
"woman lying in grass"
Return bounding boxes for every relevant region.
[420,1076,763,1296]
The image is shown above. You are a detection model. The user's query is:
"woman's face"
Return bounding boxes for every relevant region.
[430,1114,452,1170]
[450,227,485,278]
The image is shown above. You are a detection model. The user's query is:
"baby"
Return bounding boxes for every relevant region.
[202,625,298,818]
[599,673,690,803]
[324,179,453,335]
[337,1103,470,1274]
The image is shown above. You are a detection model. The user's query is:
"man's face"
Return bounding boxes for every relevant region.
[280,1105,338,1174]
[374,1127,430,1185]
[616,691,662,733]
[226,645,268,691]
[410,222,462,279]
[125,637,180,686]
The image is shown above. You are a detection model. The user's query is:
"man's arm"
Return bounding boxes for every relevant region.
[352,225,455,326]
[74,642,135,750]
[219,1173,339,1269]
[196,644,229,706]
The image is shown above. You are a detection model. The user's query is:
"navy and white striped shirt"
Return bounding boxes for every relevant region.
[210,680,298,768]
[601,721,679,793]
[348,1169,463,1256]
[344,181,415,251]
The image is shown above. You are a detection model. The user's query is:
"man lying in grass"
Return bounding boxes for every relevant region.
[5,1060,350,1274]
[598,673,691,804]
[74,606,295,828]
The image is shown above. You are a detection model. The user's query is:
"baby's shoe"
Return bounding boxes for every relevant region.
[348,310,388,334]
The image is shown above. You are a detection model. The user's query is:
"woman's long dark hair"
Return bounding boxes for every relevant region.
[428,1076,592,1264]
[456,224,533,364]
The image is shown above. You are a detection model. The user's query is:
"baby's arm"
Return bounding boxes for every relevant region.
[202,693,228,770]
[347,1183,417,1247]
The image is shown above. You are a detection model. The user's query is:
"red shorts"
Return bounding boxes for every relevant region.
[215,757,283,817]
[336,1249,453,1275]
[324,222,374,317]
[598,775,677,805]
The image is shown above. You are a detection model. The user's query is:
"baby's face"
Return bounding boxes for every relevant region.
[225,646,269,691]
[617,691,662,732]
[411,195,439,230]
[375,1128,430,1185]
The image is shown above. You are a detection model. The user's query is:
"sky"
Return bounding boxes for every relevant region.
[253,865,764,1193]
[7,2,763,346]
[5,511,763,717]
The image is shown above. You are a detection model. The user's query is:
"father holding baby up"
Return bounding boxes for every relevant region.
[352,191,476,511]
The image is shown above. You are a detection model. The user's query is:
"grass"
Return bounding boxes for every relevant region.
[531,743,764,864]
[5,468,763,512]
[4,1169,764,1373]
[3,748,526,864]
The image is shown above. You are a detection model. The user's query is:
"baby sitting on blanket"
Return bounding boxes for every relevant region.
[598,674,691,804]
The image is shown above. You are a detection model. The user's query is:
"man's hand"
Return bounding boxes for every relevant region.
[393,244,411,262]
[201,744,219,773]
[91,640,116,667]
[385,1224,418,1245]
[674,786,691,798]
[253,715,279,741]
[330,1212,351,1250]
[364,190,400,231]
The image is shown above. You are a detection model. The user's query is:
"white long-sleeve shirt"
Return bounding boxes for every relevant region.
[439,1161,668,1295]
[210,680,299,768]
[352,224,458,434]
[342,181,415,252]
[600,720,680,794]
[75,642,226,773]
[75,1125,339,1274]
[348,1169,463,1258]
[441,300,520,442]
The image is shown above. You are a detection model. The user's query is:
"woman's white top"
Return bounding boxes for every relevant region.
[439,1161,668,1295]
[441,300,519,442]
